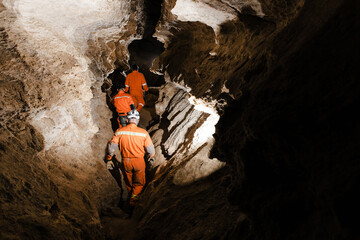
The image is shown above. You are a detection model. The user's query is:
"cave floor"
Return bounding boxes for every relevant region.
[101,206,138,240]
[99,105,155,240]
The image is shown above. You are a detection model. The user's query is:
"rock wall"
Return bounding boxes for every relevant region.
[133,0,360,239]
[216,0,360,238]
[148,80,224,185]
[1,0,139,161]
[0,0,145,238]
[131,80,235,240]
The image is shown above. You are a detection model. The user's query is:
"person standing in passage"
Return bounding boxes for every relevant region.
[106,110,155,207]
[125,64,148,112]
[111,83,135,128]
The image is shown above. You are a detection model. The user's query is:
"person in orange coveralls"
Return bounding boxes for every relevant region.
[111,83,135,128]
[125,64,148,112]
[106,109,155,208]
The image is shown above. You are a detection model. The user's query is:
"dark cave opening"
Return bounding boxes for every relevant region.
[127,0,165,88]
[99,0,165,220]
[104,0,164,132]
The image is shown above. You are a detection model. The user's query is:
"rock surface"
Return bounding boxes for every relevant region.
[136,0,360,239]
[1,0,143,238]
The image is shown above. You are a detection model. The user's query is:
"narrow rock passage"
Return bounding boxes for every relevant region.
[99,59,162,240]
[99,2,165,239]
[99,51,161,240]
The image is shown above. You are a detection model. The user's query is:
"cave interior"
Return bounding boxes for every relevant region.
[1,0,360,239]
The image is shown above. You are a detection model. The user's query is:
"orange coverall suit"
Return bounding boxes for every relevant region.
[125,70,148,112]
[111,90,135,127]
[110,123,154,205]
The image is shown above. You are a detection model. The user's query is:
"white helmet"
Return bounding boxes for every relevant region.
[127,109,140,120]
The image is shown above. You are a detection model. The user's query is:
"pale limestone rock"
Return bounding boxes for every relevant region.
[150,80,225,184]
[171,0,237,34]
[1,1,143,234]
[155,0,265,45]
[1,0,142,162]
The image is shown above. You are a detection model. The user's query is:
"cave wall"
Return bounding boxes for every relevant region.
[0,0,146,238]
[132,82,237,240]
[148,81,225,184]
[217,0,360,238]
[1,0,139,161]
[133,0,360,239]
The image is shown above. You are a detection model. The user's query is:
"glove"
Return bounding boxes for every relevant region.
[148,157,155,164]
[107,161,114,170]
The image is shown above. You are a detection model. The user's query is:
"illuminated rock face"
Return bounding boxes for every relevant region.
[1,0,139,161]
[1,0,360,239]
[1,0,142,238]
[149,81,224,185]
